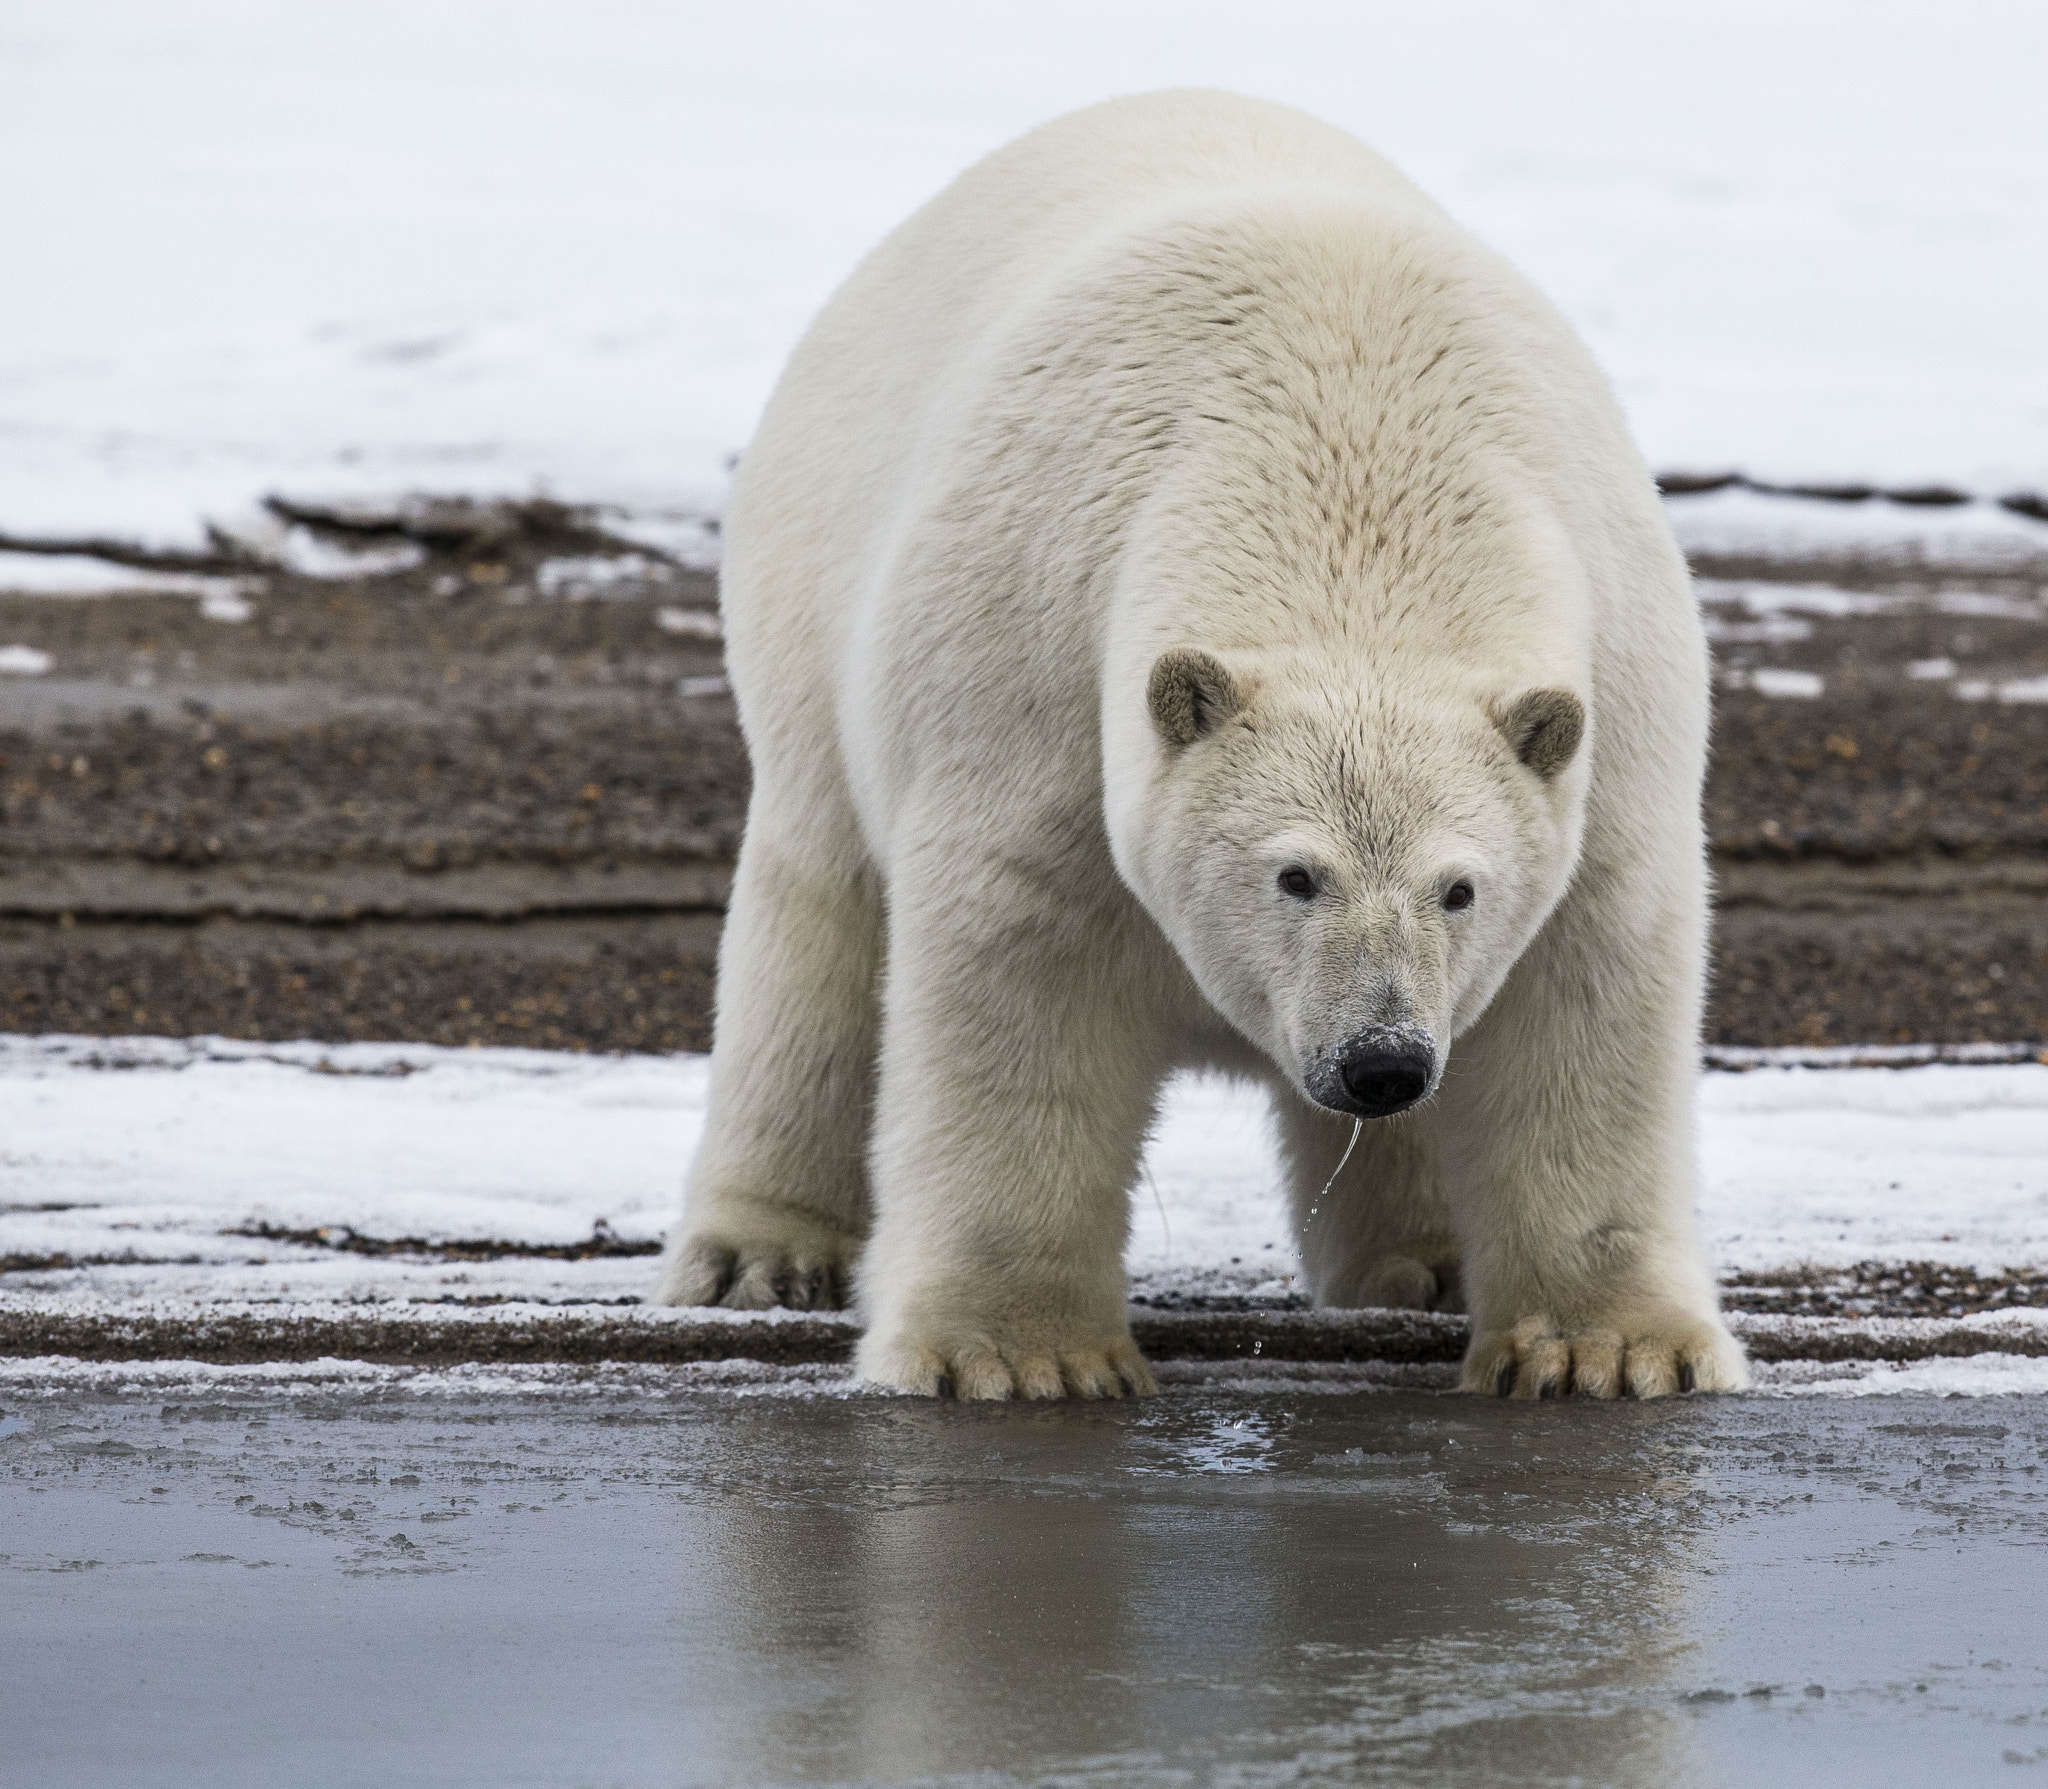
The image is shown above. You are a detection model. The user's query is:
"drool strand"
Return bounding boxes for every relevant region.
[1303,1117,1364,1230]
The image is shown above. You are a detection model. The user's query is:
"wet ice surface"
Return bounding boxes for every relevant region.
[4,1381,2046,1788]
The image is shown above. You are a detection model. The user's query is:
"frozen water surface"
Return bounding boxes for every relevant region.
[2,1382,2046,1787]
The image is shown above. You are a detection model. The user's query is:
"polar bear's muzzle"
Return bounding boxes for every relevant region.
[1308,1024,1439,1119]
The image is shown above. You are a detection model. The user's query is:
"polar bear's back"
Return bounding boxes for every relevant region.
[759,92,1425,470]
[789,90,1427,429]
[721,93,1437,734]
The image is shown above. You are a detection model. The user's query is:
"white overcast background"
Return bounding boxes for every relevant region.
[2,0,2045,548]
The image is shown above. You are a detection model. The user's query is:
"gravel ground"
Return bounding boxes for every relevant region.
[3,513,2045,1049]
[0,913,722,1054]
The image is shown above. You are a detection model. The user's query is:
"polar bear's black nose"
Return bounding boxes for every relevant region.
[1338,1040,1433,1116]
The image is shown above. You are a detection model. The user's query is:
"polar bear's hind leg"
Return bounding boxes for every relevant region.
[1277,1098,1465,1313]
[654,802,883,1312]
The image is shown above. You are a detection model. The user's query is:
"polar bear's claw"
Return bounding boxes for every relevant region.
[1464,1313,1748,1401]
[654,1224,855,1312]
[860,1331,1157,1401]
[653,1237,735,1307]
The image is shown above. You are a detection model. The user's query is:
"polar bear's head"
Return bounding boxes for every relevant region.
[1121,647,1586,1118]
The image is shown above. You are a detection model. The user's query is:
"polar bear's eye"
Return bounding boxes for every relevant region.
[1277,867,1317,899]
[1443,880,1476,912]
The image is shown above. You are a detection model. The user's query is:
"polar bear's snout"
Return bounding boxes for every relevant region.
[1306,1024,1440,1119]
[1338,1029,1437,1117]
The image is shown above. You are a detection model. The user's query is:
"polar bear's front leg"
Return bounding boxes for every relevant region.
[854,867,1166,1399]
[1434,891,1748,1400]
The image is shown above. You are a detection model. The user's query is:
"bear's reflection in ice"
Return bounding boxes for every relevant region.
[688,1391,1706,1786]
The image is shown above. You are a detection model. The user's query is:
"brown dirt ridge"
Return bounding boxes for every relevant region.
[4,497,2048,1051]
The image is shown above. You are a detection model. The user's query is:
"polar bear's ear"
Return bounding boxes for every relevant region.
[1497,688,1585,779]
[1147,648,1244,748]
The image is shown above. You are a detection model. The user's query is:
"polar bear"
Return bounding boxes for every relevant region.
[655,90,1748,1401]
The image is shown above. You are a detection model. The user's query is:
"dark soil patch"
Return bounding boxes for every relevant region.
[1721,1261,2048,1320]
[225,1222,661,1262]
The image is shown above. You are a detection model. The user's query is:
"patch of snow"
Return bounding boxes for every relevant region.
[0,550,256,603]
[1666,490,2048,566]
[197,586,254,623]
[1700,615,1813,646]
[198,508,430,579]
[655,606,723,639]
[1932,591,2047,620]
[1907,657,1957,680]
[0,644,53,675]
[1694,580,1923,622]
[1740,667,1825,699]
[1708,1041,2048,1072]
[1753,1352,2048,1398]
[1128,1073,1292,1295]
[535,554,674,600]
[275,527,426,580]
[600,513,723,572]
[1954,675,2048,703]
[1700,1062,2048,1275]
[0,1036,694,1309]
[676,675,730,699]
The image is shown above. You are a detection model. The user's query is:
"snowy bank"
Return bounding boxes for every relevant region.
[2,1035,2045,1394]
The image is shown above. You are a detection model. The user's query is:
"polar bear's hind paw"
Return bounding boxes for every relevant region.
[1353,1252,1463,1313]
[654,1226,855,1311]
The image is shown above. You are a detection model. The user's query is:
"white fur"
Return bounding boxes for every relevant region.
[653,91,1748,1402]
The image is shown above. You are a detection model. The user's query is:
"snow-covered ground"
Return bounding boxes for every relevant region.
[5,1033,2045,1306]
[4,1351,2046,1401]
[5,1034,2046,1396]
[1668,489,2048,570]
[4,1,2047,554]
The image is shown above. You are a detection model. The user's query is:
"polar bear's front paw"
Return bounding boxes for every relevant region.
[654,1209,858,1311]
[1462,1312,1748,1400]
[857,1323,1157,1401]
